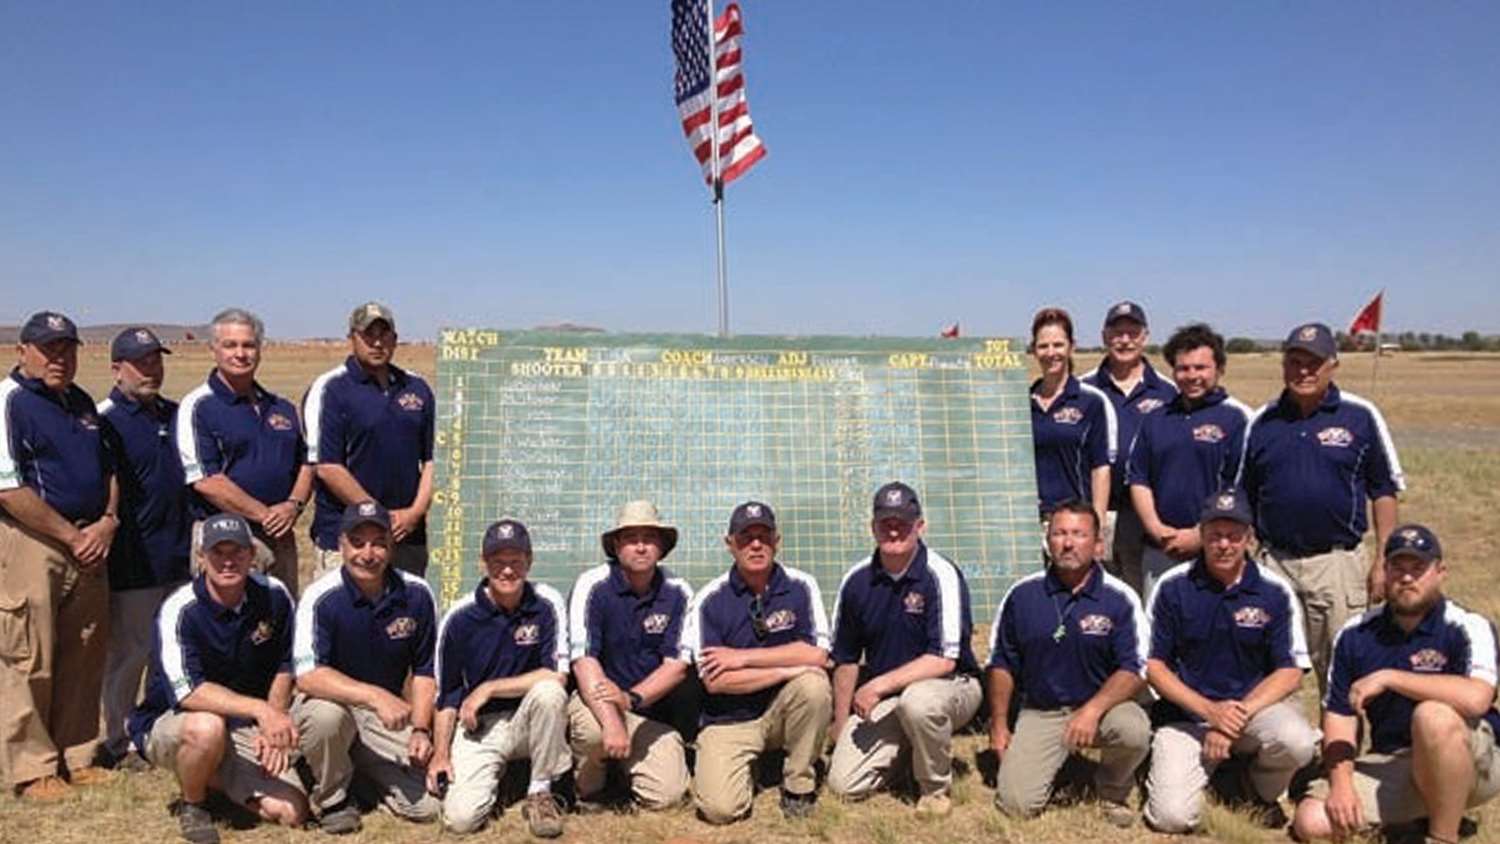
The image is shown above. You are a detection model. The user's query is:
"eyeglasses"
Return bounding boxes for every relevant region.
[748,594,769,641]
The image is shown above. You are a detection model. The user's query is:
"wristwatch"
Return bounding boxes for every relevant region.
[627,690,644,712]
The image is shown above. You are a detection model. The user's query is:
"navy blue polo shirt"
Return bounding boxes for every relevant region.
[0,369,110,522]
[1146,557,1309,723]
[831,544,979,678]
[178,370,307,519]
[436,580,569,715]
[1326,598,1500,754]
[1238,384,1404,555]
[304,357,435,550]
[686,563,830,726]
[99,388,191,591]
[569,562,692,702]
[1030,376,1116,516]
[1082,360,1176,511]
[988,564,1147,710]
[294,565,437,696]
[1126,388,1253,530]
[129,572,295,751]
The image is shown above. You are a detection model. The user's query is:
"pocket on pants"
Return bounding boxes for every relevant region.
[0,593,32,667]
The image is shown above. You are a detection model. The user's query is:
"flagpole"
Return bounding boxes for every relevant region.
[706,0,729,337]
[1370,290,1384,395]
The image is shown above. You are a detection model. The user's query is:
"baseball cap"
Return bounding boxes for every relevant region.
[1199,488,1253,526]
[872,482,922,521]
[482,518,532,556]
[340,500,391,535]
[728,501,777,535]
[110,327,172,362]
[1283,322,1337,361]
[19,311,81,346]
[1384,524,1442,563]
[1104,301,1148,328]
[201,513,254,550]
[349,301,397,333]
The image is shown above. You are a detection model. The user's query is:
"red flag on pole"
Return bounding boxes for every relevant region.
[1348,291,1383,336]
[939,323,960,338]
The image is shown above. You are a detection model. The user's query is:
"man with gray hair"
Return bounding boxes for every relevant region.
[178,308,314,595]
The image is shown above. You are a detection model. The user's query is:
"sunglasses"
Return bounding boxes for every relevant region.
[749,594,769,641]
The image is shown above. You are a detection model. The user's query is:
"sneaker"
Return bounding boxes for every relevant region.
[523,792,565,838]
[1100,800,1136,829]
[177,801,221,844]
[17,776,72,801]
[1248,798,1288,830]
[319,799,363,835]
[67,765,113,786]
[780,788,817,819]
[915,792,952,818]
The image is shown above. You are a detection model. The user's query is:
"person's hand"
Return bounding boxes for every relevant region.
[588,677,629,710]
[70,523,111,567]
[371,691,413,731]
[1204,699,1248,739]
[1366,562,1386,606]
[260,501,299,538]
[990,723,1012,759]
[426,756,453,797]
[698,646,747,681]
[458,686,490,733]
[1163,529,1202,560]
[1202,728,1233,762]
[1063,703,1102,750]
[254,733,291,776]
[255,703,299,750]
[1324,779,1365,837]
[1349,669,1391,715]
[407,728,433,766]
[390,507,422,543]
[852,682,885,721]
[602,721,630,759]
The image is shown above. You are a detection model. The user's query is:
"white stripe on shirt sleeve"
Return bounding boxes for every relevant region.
[784,566,831,651]
[926,550,966,660]
[302,365,344,463]
[534,583,571,670]
[566,564,610,662]
[176,383,214,484]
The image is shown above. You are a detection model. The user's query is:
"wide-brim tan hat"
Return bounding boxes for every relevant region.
[601,500,679,560]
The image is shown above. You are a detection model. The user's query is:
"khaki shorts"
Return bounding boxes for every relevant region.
[145,710,304,807]
[1306,721,1500,825]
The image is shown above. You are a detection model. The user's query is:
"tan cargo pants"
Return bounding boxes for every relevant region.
[994,701,1151,817]
[442,679,571,834]
[827,674,982,800]
[1259,544,1368,695]
[297,696,440,821]
[567,691,688,809]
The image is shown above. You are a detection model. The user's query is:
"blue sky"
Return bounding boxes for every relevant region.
[3,2,1497,340]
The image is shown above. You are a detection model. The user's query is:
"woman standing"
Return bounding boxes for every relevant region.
[1028,307,1115,528]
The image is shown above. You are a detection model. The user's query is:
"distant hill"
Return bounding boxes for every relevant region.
[0,323,212,345]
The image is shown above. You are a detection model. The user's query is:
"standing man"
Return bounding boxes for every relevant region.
[1293,525,1500,843]
[1142,489,1318,833]
[179,308,313,596]
[304,302,435,578]
[987,501,1150,826]
[567,501,694,811]
[428,518,571,837]
[98,327,192,769]
[0,311,118,798]
[1238,321,1404,689]
[827,482,981,817]
[1081,301,1176,594]
[686,501,832,825]
[1127,323,1253,597]
[294,501,441,832]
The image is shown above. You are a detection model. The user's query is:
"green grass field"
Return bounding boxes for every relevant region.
[6,344,1498,843]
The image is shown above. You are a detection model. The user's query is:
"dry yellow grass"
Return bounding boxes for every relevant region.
[6,342,1497,843]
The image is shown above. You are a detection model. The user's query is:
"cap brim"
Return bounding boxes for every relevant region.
[1283,341,1333,359]
[872,508,920,522]
[342,517,391,535]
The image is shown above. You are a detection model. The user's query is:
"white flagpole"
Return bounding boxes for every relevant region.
[706,0,729,337]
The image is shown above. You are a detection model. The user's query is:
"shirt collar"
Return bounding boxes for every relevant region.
[1172,386,1228,412]
[343,355,407,387]
[1188,554,1261,594]
[608,561,662,598]
[730,561,786,597]
[1044,562,1100,598]
[1090,359,1166,399]
[208,368,270,405]
[1030,374,1082,402]
[1377,596,1447,638]
[339,565,407,607]
[193,572,253,619]
[1274,382,1342,417]
[9,367,83,408]
[869,542,928,584]
[475,579,536,617]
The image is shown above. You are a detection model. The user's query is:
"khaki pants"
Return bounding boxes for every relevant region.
[1102,508,1146,597]
[1260,544,1368,695]
[0,516,109,787]
[443,680,571,834]
[101,584,173,758]
[1306,721,1500,826]
[191,519,299,597]
[298,697,440,821]
[567,692,688,809]
[995,701,1151,817]
[828,675,982,800]
[1144,700,1318,832]
[692,671,832,825]
[312,544,428,580]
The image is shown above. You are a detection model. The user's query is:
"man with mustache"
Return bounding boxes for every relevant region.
[1292,525,1500,843]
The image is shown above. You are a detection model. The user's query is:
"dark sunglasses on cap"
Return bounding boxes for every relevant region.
[748,594,769,642]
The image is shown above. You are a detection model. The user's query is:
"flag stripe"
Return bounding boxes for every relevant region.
[671,0,765,187]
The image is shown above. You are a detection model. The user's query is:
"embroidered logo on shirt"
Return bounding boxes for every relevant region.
[266,412,295,432]
[1078,614,1114,636]
[1233,606,1271,629]
[764,608,796,633]
[903,591,926,615]
[1409,648,1448,672]
[1192,423,1226,443]
[642,612,670,635]
[397,392,424,411]
[1052,407,1083,425]
[513,623,541,646]
[1136,398,1165,414]
[249,620,275,645]
[385,616,417,640]
[1317,426,1353,448]
[78,413,100,431]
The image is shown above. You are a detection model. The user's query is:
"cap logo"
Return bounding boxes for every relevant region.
[1299,325,1319,341]
[1078,614,1114,636]
[498,523,514,538]
[885,489,903,505]
[1114,304,1131,317]
[210,516,237,531]
[1216,493,1236,511]
[135,329,152,343]
[366,304,382,318]
[1400,528,1421,543]
[359,502,377,516]
[1409,648,1448,672]
[46,314,64,330]
[746,504,762,518]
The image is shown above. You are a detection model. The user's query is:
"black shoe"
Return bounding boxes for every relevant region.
[1249,798,1288,830]
[780,789,817,819]
[178,801,221,844]
[318,799,362,835]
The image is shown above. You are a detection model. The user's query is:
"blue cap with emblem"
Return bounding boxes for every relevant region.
[482,518,531,555]
[201,513,254,549]
[340,499,391,535]
[872,481,921,521]
[19,311,81,346]
[728,500,776,535]
[110,326,173,362]
[1103,300,1148,328]
[1199,487,1253,526]
[1283,321,1337,361]
[1384,524,1442,563]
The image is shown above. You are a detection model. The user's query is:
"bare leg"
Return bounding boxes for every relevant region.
[174,714,228,804]
[1410,701,1474,842]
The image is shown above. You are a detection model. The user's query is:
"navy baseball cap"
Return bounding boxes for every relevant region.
[482,518,532,555]
[340,500,391,535]
[872,482,922,521]
[1199,488,1253,526]
[728,501,777,535]
[201,513,254,550]
[110,327,172,362]
[1384,524,1442,563]
[1283,322,1337,361]
[19,311,81,346]
[1104,301,1148,328]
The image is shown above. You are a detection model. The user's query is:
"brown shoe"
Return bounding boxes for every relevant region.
[18,776,72,801]
[522,792,564,839]
[915,793,952,818]
[68,766,113,786]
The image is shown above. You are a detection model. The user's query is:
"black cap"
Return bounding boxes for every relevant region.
[110,326,172,362]
[1384,524,1442,563]
[872,482,921,521]
[1199,488,1253,526]
[482,518,532,555]
[340,500,391,535]
[1104,301,1148,328]
[201,513,254,550]
[728,501,776,535]
[1283,322,1337,361]
[19,311,81,346]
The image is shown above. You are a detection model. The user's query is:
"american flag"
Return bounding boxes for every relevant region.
[671,0,766,189]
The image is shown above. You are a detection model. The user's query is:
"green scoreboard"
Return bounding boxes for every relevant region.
[428,330,1041,621]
